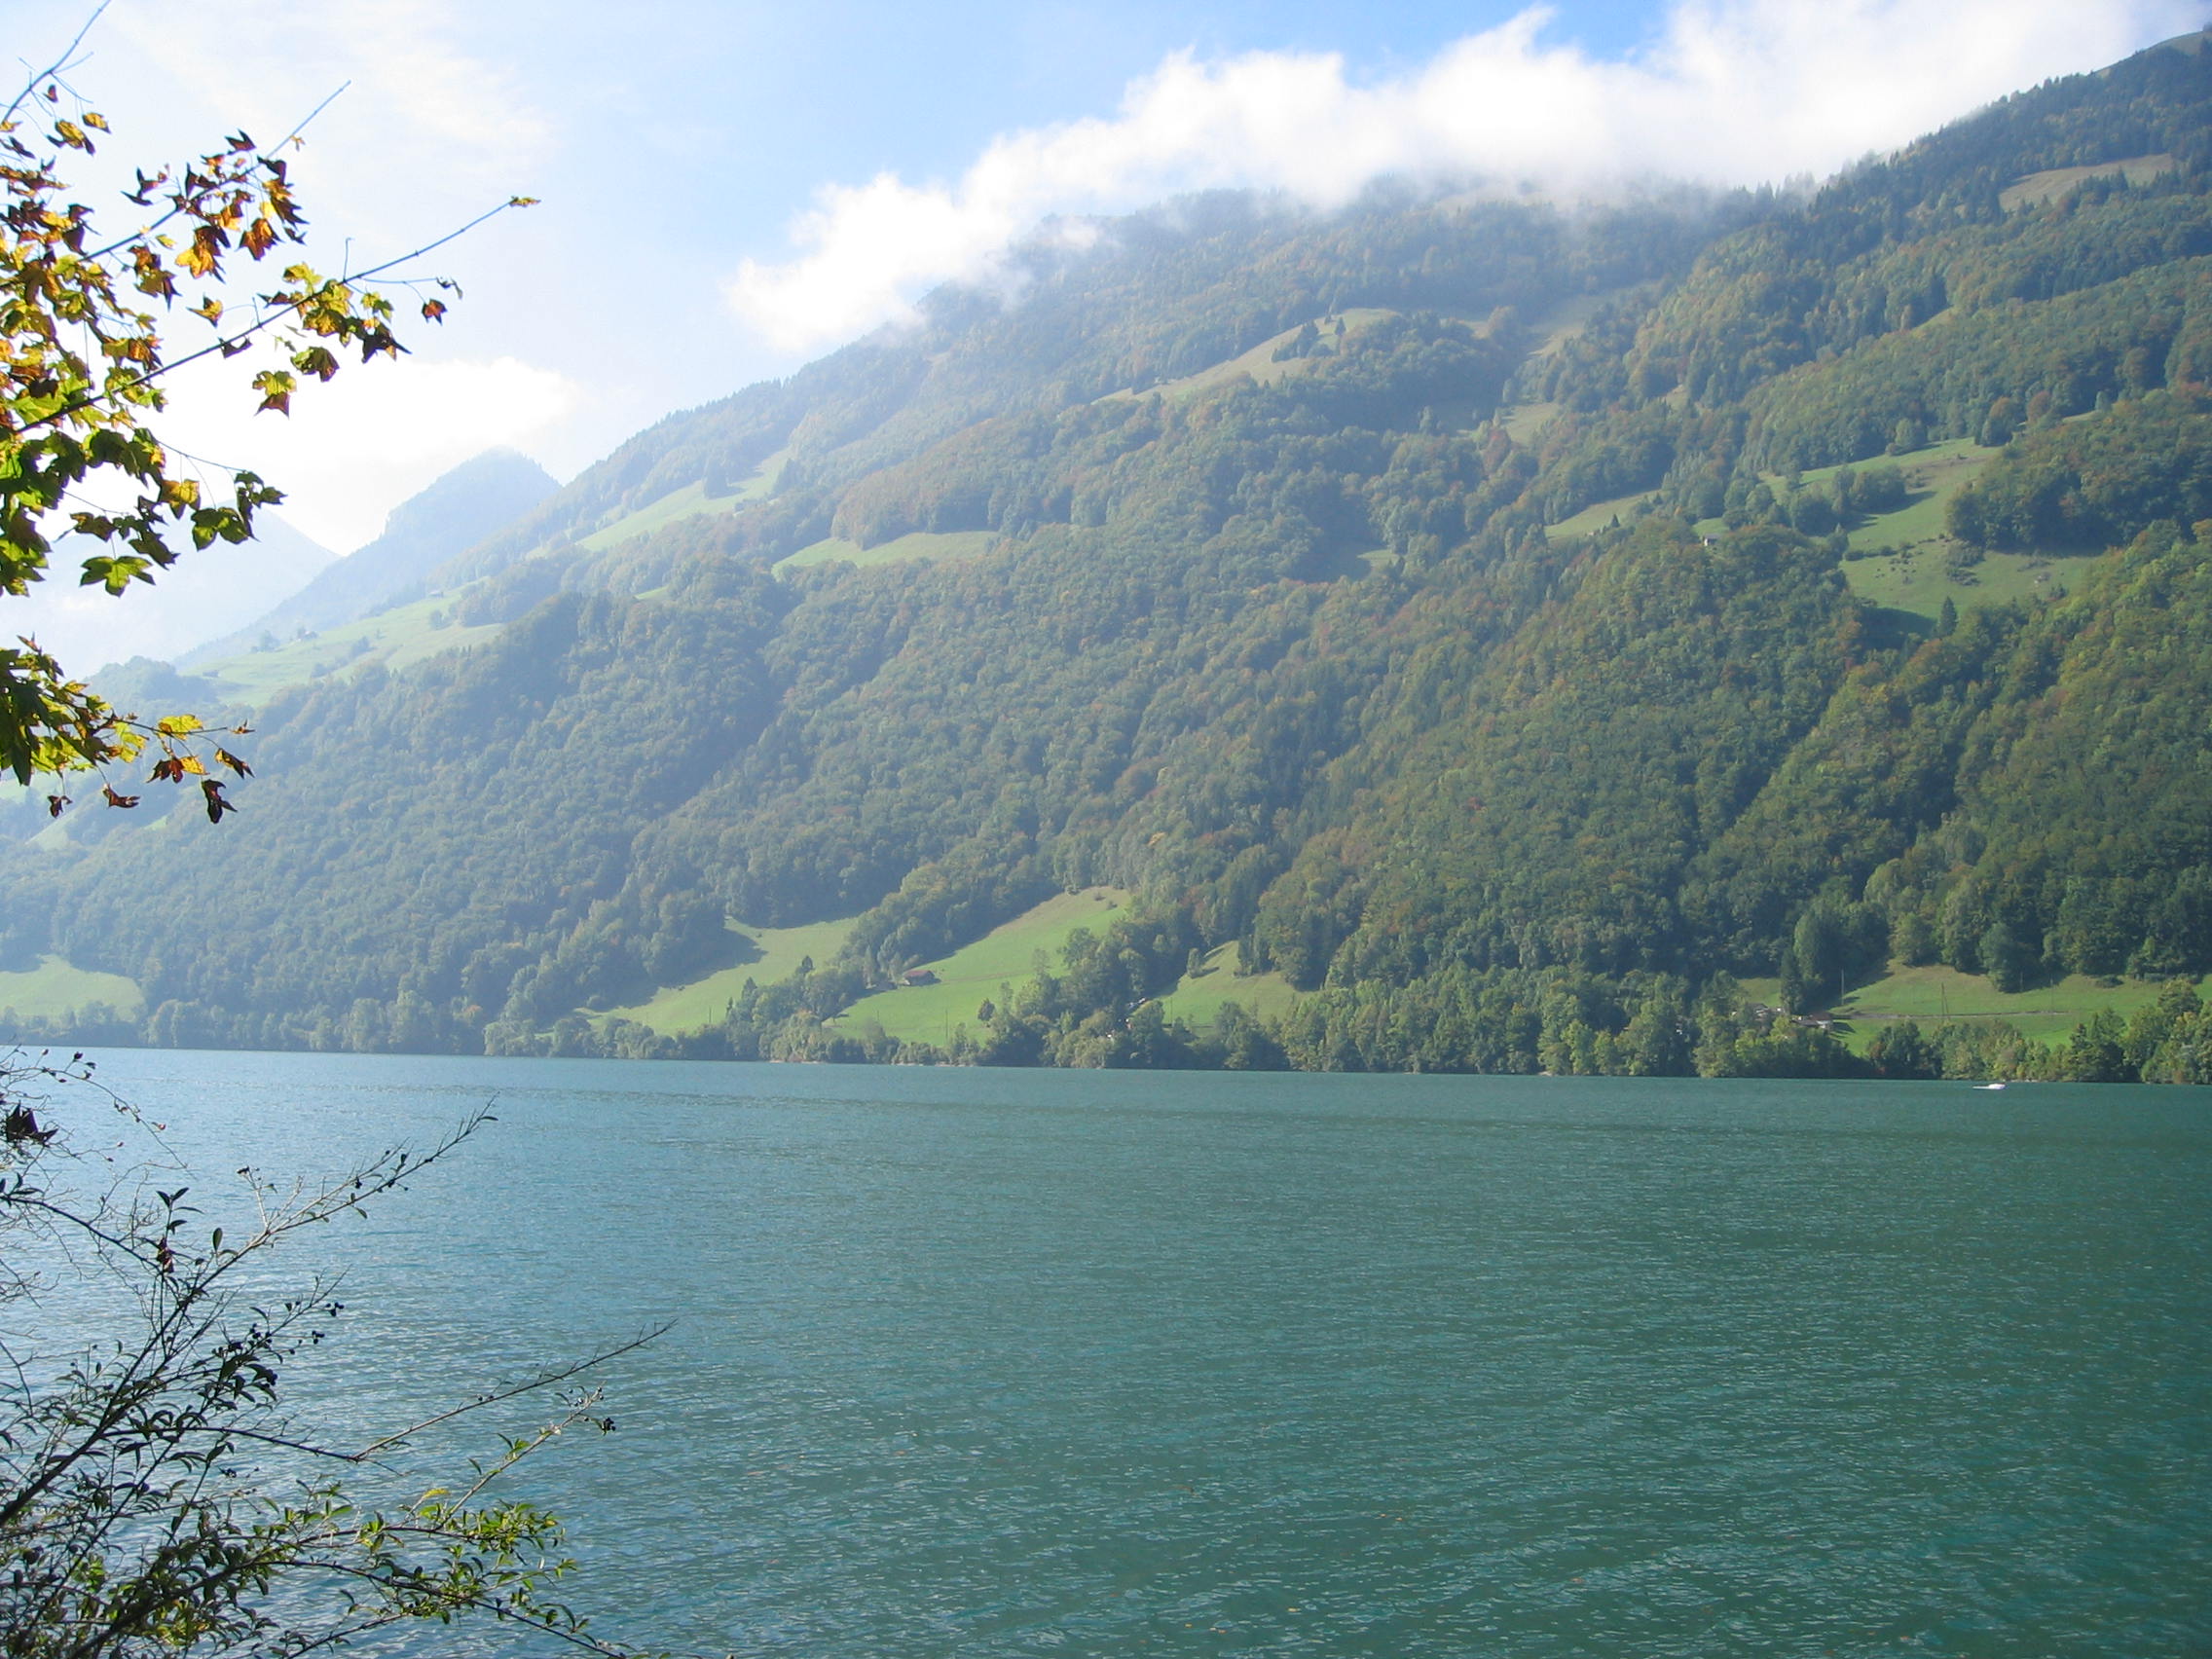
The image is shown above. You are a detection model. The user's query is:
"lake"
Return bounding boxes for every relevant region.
[45,1051,2212,1656]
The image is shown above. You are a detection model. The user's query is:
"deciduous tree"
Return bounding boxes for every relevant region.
[0,11,531,818]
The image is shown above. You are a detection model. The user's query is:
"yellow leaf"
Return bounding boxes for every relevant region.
[179,229,219,278]
[252,368,295,415]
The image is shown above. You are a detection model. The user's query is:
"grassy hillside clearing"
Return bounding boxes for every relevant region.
[1664,436,2076,623]
[1103,308,1442,406]
[193,453,793,705]
[1114,289,1592,449]
[1999,153,2176,210]
[577,450,788,553]
[1833,437,1990,553]
[1499,399,1563,443]
[1827,436,2092,620]
[1733,961,2203,1052]
[775,529,998,573]
[200,590,503,702]
[1835,964,2212,1047]
[0,953,144,1026]
[1156,943,1305,1027]
[1846,547,2069,618]
[606,915,859,1034]
[832,888,1128,1042]
[1547,492,1655,539]
[1498,291,1621,443]
[1526,290,1610,356]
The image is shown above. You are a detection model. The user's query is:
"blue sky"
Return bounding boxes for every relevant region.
[1,0,2204,665]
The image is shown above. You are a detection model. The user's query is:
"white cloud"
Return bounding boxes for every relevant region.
[159,354,581,553]
[727,0,2208,351]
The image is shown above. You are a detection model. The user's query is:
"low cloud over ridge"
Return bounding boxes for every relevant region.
[728,0,2207,352]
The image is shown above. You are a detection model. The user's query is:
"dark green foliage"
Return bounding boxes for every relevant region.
[33,558,792,1050]
[1779,896,1891,1011]
[1602,37,2212,461]
[1862,1019,1939,1079]
[1268,966,1701,1076]
[2065,1007,2130,1081]
[1741,259,2212,471]
[1871,521,2212,984]
[1681,606,2015,968]
[1945,390,2212,548]
[1252,519,1861,988]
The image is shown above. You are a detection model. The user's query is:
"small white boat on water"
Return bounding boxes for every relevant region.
[1973,1082,2008,1090]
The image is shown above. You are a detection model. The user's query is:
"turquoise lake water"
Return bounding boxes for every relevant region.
[48,1051,2212,1656]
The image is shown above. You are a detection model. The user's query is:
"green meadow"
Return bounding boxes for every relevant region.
[1998,153,2175,210]
[1544,435,2097,624]
[1835,964,2211,1047]
[0,953,144,1025]
[1830,436,2098,621]
[197,447,803,704]
[1499,292,1616,444]
[1102,308,1408,406]
[1498,398,1562,444]
[1721,960,2200,1054]
[774,529,999,574]
[1156,942,1306,1026]
[1833,435,1989,550]
[833,888,1128,1043]
[1546,491,1653,540]
[577,449,788,552]
[1845,546,2075,618]
[199,590,503,702]
[607,915,860,1034]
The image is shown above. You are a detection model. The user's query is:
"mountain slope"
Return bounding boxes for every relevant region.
[182,450,558,666]
[6,30,2212,1081]
[9,515,333,673]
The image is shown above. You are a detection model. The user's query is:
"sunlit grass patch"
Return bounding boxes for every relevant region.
[832,888,1130,1043]
[775,529,999,574]
[0,953,144,1026]
[607,915,861,1035]
[1157,943,1306,1027]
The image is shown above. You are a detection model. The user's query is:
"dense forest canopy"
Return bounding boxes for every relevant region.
[9,29,2212,1084]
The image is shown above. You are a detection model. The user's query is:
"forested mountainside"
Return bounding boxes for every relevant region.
[9,31,2212,1081]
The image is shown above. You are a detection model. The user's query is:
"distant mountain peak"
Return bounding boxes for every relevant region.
[182,450,558,668]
